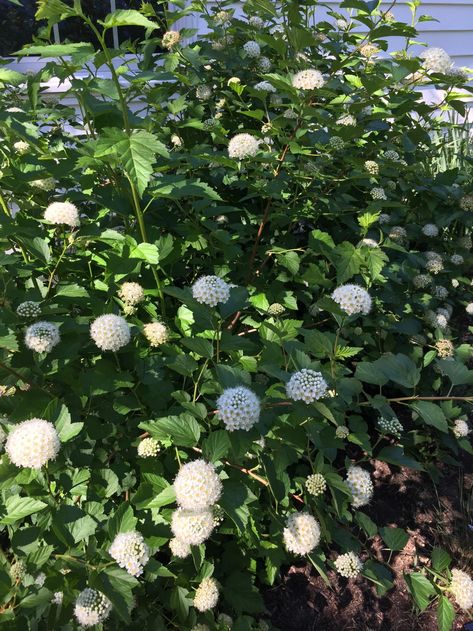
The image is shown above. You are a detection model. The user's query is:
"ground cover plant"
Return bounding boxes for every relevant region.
[0,0,472,629]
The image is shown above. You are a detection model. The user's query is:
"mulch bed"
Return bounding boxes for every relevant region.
[265,455,473,631]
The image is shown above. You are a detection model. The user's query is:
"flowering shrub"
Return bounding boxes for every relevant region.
[0,1,472,630]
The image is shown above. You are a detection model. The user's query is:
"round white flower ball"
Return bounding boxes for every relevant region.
[345,466,373,508]
[90,314,130,351]
[44,202,80,227]
[174,459,222,511]
[169,537,191,558]
[453,419,470,438]
[466,303,473,316]
[286,369,328,403]
[228,133,260,159]
[196,85,212,100]
[192,275,231,307]
[194,577,219,612]
[421,47,453,74]
[108,531,150,577]
[5,418,60,469]
[283,512,321,555]
[16,301,41,318]
[142,322,168,347]
[306,473,327,497]
[449,568,473,610]
[254,80,276,93]
[371,187,387,200]
[364,160,379,175]
[292,69,325,90]
[13,140,29,155]
[249,15,264,28]
[258,56,271,72]
[24,321,60,353]
[451,254,464,265]
[422,224,439,237]
[162,30,180,49]
[243,40,261,57]
[171,508,215,545]
[52,591,63,605]
[334,551,363,578]
[336,425,350,439]
[331,284,372,316]
[137,437,160,457]
[118,282,144,306]
[74,588,112,628]
[217,386,260,431]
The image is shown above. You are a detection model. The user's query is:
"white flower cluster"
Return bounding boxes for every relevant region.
[74,588,112,628]
[422,224,439,237]
[143,322,168,347]
[460,195,473,211]
[421,47,453,74]
[196,85,212,100]
[451,253,464,265]
[345,466,373,508]
[283,512,321,555]
[331,284,372,316]
[174,459,222,511]
[306,473,327,496]
[138,437,160,457]
[371,187,387,200]
[254,80,276,93]
[359,43,379,58]
[389,226,407,242]
[334,552,363,578]
[377,416,403,438]
[453,419,470,438]
[384,150,400,161]
[25,321,60,353]
[6,418,60,469]
[258,56,271,72]
[171,508,215,545]
[192,275,231,306]
[243,40,261,57]
[169,537,191,558]
[16,301,41,318]
[336,425,350,439]
[52,591,63,605]
[413,274,431,289]
[337,114,356,126]
[378,213,390,224]
[90,314,130,351]
[329,136,344,150]
[10,560,26,582]
[44,202,80,227]
[108,531,150,577]
[433,286,449,300]
[435,338,454,358]
[364,160,379,175]
[466,303,473,316]
[267,302,285,316]
[118,282,144,306]
[292,69,325,90]
[228,133,260,159]
[35,572,46,587]
[359,238,378,248]
[217,613,233,630]
[217,386,260,431]
[449,568,473,610]
[13,140,29,155]
[286,369,328,403]
[194,577,219,612]
[162,30,180,49]
[214,10,232,26]
[249,15,263,28]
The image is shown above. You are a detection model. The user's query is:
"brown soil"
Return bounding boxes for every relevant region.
[265,457,473,631]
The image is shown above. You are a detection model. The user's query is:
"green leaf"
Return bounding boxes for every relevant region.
[377,446,423,470]
[437,595,455,631]
[202,430,231,463]
[92,566,139,623]
[130,242,160,265]
[363,560,394,596]
[0,69,25,85]
[410,401,448,433]
[108,504,137,540]
[102,9,158,31]
[224,572,264,614]
[181,337,213,359]
[437,360,473,386]
[95,130,169,197]
[0,497,47,525]
[355,360,389,386]
[219,481,256,531]
[35,0,77,21]
[404,572,436,611]
[140,414,201,447]
[377,354,421,389]
[431,548,451,573]
[380,527,409,551]
[355,512,377,538]
[18,43,94,59]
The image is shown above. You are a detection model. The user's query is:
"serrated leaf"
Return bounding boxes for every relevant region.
[377,446,422,470]
[410,401,448,433]
[431,548,451,573]
[404,572,436,611]
[202,430,231,462]
[181,337,213,359]
[130,242,160,265]
[0,497,47,525]
[140,414,201,447]
[108,504,137,540]
[102,9,158,30]
[437,595,455,631]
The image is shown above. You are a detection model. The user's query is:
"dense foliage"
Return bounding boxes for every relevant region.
[0,1,472,629]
